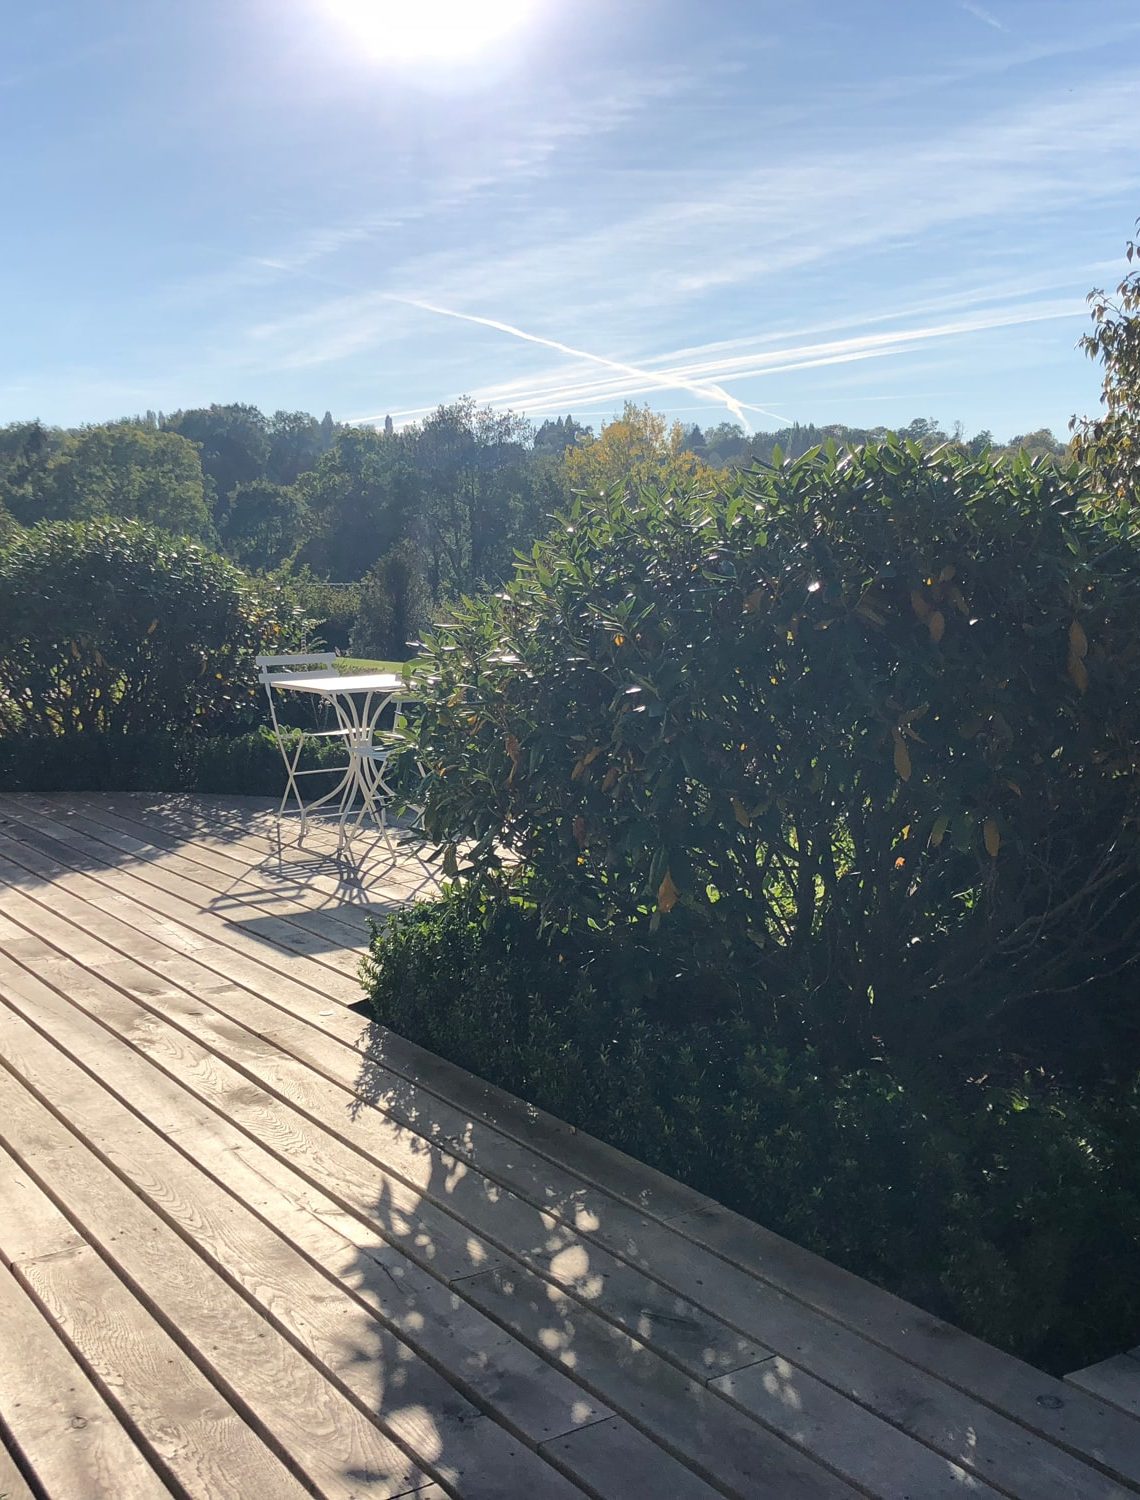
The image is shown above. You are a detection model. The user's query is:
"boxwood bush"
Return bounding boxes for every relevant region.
[0,518,292,739]
[0,726,346,796]
[364,880,1140,1375]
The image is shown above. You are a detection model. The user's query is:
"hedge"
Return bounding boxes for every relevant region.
[363,881,1140,1376]
[0,726,345,797]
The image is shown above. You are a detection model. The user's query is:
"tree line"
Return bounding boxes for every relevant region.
[0,397,1069,657]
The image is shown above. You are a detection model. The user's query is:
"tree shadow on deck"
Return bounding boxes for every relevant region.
[343,1022,1019,1497]
[0,792,445,962]
[340,1018,802,1498]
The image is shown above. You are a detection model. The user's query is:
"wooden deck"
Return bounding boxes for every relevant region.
[0,794,1138,1499]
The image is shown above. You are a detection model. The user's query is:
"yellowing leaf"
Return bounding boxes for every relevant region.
[929,813,950,848]
[657,871,679,913]
[1069,619,1088,659]
[928,610,946,644]
[146,618,159,635]
[892,728,912,782]
[731,796,751,828]
[983,818,1001,859]
[571,746,603,781]
[910,589,930,620]
[613,633,625,647]
[894,856,906,870]
[854,594,884,625]
[505,733,522,786]
[1068,655,1089,694]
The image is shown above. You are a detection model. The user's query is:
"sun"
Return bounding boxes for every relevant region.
[323,0,538,66]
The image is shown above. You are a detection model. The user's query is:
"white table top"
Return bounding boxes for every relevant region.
[270,671,413,695]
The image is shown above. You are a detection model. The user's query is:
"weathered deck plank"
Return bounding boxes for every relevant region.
[0,1436,37,1500]
[1,793,1138,1500]
[0,1074,438,1500]
[0,1010,586,1500]
[0,1250,172,1500]
[0,1155,312,1500]
[0,799,366,983]
[1068,1354,1140,1421]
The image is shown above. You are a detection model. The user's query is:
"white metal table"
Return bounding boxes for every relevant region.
[269,671,418,848]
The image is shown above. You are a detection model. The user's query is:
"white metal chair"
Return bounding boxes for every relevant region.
[256,653,352,835]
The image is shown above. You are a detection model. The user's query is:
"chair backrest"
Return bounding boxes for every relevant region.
[255,653,339,736]
[254,652,338,686]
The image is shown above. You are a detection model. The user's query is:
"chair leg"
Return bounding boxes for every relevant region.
[290,738,310,842]
[275,735,304,838]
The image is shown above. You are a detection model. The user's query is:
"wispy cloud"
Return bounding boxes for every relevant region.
[223,67,1134,442]
[237,73,1134,367]
[169,63,706,303]
[960,1,1007,31]
[395,73,1139,330]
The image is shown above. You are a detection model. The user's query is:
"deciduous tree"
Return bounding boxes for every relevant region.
[40,422,212,538]
[563,402,720,496]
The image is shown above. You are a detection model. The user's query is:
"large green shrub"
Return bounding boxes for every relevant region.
[408,442,1140,1065]
[364,883,1140,1374]
[0,519,291,739]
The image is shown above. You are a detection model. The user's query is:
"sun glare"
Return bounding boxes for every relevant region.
[323,0,537,66]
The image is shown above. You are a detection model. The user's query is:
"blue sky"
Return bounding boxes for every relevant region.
[2,0,1138,439]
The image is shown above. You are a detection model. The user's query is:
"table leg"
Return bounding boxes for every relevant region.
[336,688,403,854]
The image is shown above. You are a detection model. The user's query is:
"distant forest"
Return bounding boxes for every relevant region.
[0,400,1067,655]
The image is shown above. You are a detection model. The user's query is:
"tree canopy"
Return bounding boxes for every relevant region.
[27,422,212,538]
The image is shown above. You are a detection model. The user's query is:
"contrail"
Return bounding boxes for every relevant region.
[462,299,1083,418]
[383,293,780,431]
